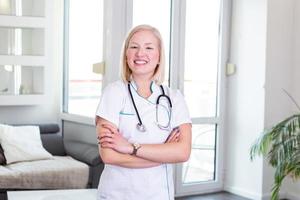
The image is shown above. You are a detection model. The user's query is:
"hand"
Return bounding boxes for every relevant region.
[165,128,180,143]
[99,124,133,154]
[96,122,117,145]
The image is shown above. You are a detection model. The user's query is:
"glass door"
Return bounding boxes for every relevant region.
[175,0,228,195]
[130,0,229,196]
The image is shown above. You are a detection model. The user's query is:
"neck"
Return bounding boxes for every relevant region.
[132,75,153,98]
[132,75,152,89]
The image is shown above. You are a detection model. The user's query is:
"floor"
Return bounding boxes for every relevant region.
[176,192,251,200]
[1,191,251,200]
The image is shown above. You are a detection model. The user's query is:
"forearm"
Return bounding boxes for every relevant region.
[136,142,190,163]
[97,117,192,165]
[136,124,192,163]
[100,147,161,168]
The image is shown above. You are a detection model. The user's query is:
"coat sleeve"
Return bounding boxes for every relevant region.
[95,82,125,127]
[171,90,192,128]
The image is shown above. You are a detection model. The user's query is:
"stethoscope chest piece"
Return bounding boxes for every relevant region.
[136,123,146,132]
[128,81,172,132]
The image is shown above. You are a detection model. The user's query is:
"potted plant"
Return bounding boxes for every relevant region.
[250,90,300,200]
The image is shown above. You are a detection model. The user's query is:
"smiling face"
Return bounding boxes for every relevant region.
[126,30,160,80]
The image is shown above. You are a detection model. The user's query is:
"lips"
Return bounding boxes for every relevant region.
[134,59,148,65]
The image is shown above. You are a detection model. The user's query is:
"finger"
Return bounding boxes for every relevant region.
[169,131,181,142]
[167,134,175,142]
[99,130,114,138]
[170,128,177,134]
[98,129,112,137]
[101,142,114,149]
[98,141,110,145]
[97,135,113,142]
[99,127,113,135]
[166,135,176,143]
[168,130,179,141]
[172,134,180,142]
[99,137,114,144]
[170,128,180,137]
[166,134,174,143]
[98,141,108,145]
[97,132,110,139]
[101,126,113,132]
[102,122,118,130]
[102,124,119,134]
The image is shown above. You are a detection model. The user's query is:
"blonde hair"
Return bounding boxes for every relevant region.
[120,24,165,84]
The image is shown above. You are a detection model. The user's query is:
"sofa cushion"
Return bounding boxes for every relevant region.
[0,156,89,189]
[0,144,6,165]
[64,140,101,166]
[0,124,53,164]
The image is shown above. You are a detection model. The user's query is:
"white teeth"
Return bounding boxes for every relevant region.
[134,60,147,64]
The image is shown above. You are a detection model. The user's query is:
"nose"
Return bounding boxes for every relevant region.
[136,48,145,56]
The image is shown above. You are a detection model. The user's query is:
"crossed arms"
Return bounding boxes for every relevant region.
[95,116,192,169]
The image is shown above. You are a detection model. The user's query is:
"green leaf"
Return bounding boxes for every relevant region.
[250,114,300,200]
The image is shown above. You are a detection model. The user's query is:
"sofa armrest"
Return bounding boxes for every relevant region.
[41,134,66,156]
[64,140,102,166]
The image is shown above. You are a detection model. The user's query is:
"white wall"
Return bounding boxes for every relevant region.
[224,0,267,199]
[226,0,300,199]
[292,0,300,109]
[0,0,63,125]
[284,0,300,199]
[264,0,294,128]
[263,0,295,198]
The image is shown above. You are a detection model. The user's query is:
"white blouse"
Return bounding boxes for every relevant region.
[96,80,191,200]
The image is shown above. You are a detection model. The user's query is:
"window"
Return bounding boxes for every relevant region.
[182,0,220,183]
[131,0,228,195]
[175,0,228,194]
[64,0,104,117]
[132,0,171,84]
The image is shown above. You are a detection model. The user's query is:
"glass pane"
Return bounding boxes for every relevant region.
[0,65,14,95]
[132,0,171,85]
[0,0,45,17]
[67,0,103,117]
[182,124,216,184]
[0,65,44,95]
[21,66,44,94]
[0,27,44,56]
[184,0,221,118]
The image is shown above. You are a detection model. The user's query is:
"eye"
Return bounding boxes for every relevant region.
[146,47,154,50]
[129,45,138,49]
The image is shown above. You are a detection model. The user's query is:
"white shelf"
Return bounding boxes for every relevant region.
[0,94,47,106]
[0,55,47,66]
[0,1,48,106]
[0,15,45,28]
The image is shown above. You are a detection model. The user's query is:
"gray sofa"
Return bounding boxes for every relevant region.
[0,124,103,199]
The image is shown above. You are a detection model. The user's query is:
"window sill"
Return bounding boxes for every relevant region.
[60,113,95,126]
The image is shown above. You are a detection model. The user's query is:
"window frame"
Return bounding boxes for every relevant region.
[171,0,231,196]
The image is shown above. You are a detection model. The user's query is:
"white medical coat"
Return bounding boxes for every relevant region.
[96,80,191,200]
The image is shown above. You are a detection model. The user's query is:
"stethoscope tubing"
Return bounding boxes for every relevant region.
[128,81,172,131]
[128,83,144,127]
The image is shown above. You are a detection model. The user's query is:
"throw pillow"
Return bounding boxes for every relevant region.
[0,144,6,165]
[0,124,53,164]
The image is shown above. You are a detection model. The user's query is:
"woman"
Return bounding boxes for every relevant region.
[95,24,192,200]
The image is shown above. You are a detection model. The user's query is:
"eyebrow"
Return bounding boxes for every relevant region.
[129,42,155,45]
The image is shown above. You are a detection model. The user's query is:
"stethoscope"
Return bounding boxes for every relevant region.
[128,81,172,132]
